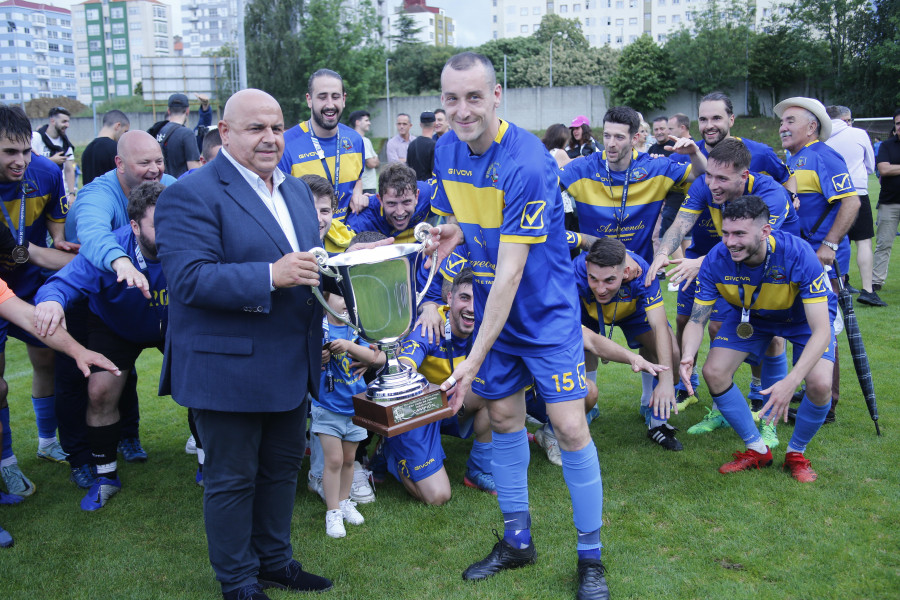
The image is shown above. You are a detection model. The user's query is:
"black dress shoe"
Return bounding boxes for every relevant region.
[577,558,610,600]
[857,290,887,307]
[462,530,536,581]
[258,560,333,593]
[222,584,271,600]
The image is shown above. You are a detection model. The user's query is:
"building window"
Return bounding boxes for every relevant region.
[87,9,99,20]
[209,7,218,16]
[88,24,100,36]
[672,14,681,22]
[153,6,166,19]
[533,24,540,31]
[659,0,665,5]
[493,15,497,22]
[658,15,666,23]
[520,24,528,32]
[574,3,581,11]
[116,84,129,96]
[130,22,141,30]
[154,23,167,34]
[506,5,515,14]
[615,0,623,7]
[113,38,126,50]
[114,53,127,65]
[111,7,124,19]
[90,55,102,66]
[533,6,541,14]
[116,69,127,80]
[91,70,103,81]
[93,85,104,96]
[615,18,623,25]
[521,7,529,15]
[133,68,141,78]
[112,23,124,34]
[89,40,101,51]
[129,6,139,15]
[629,17,637,24]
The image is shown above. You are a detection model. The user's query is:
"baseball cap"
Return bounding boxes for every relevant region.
[168,93,190,109]
[570,115,590,128]
[420,111,436,124]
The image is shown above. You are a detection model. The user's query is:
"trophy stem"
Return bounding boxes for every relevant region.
[366,341,430,402]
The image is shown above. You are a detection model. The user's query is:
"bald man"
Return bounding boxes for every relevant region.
[156,89,333,599]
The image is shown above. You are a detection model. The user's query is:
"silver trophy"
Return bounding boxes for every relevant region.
[310,223,454,436]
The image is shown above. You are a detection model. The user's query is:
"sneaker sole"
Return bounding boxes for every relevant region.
[463,475,497,495]
[350,493,376,504]
[36,451,68,464]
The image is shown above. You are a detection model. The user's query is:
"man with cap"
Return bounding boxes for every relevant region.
[147,93,201,178]
[775,96,860,424]
[406,112,437,181]
[566,115,601,158]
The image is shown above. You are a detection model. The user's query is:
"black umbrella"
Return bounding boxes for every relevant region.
[832,263,881,436]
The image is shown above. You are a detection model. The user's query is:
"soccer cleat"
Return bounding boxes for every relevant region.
[718,448,773,474]
[80,476,121,511]
[687,407,731,434]
[533,424,562,466]
[0,524,12,548]
[118,438,148,462]
[462,530,537,581]
[307,472,326,503]
[675,388,698,412]
[185,435,197,455]
[69,463,97,489]
[325,509,345,538]
[463,469,497,495]
[339,498,364,525]
[1,491,23,505]
[36,440,68,463]
[576,558,611,600]
[647,424,684,451]
[757,418,779,449]
[783,451,818,482]
[350,461,375,504]
[1,464,35,497]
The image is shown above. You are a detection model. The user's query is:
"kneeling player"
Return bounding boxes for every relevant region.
[576,238,681,450]
[386,268,494,504]
[680,196,836,482]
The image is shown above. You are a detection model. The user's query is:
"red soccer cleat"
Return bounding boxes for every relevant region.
[719,447,773,474]
[783,451,818,482]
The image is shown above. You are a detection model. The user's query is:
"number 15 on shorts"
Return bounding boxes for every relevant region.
[551,362,587,393]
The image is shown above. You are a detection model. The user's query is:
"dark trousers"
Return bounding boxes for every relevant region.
[193,399,307,592]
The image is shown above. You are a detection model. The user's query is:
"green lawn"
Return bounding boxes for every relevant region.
[2,189,898,599]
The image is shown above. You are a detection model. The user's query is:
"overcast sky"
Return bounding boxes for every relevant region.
[46,0,493,46]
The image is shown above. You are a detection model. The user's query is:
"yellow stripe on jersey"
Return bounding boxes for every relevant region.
[714,282,800,311]
[289,154,364,186]
[602,299,637,323]
[500,234,546,244]
[441,180,505,228]
[566,174,680,208]
[1,194,58,227]
[794,168,855,205]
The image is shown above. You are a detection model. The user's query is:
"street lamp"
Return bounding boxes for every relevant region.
[385,57,391,139]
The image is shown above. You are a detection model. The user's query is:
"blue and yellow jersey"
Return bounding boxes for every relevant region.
[345,179,434,244]
[419,243,469,305]
[398,305,470,385]
[277,122,365,222]
[432,120,581,356]
[315,322,367,416]
[0,154,67,298]
[559,149,691,263]
[697,137,792,185]
[680,171,800,259]
[573,250,664,332]
[695,230,836,324]
[787,140,856,246]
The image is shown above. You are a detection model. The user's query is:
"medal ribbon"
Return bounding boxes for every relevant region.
[736,238,773,325]
[308,121,341,199]
[604,149,634,239]
[0,184,28,249]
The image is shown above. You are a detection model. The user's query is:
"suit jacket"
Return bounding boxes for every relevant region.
[155,152,323,412]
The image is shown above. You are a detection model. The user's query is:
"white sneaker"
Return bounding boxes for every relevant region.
[325,509,346,538]
[307,472,326,503]
[350,461,376,504]
[185,435,197,455]
[340,498,364,526]
[533,424,562,466]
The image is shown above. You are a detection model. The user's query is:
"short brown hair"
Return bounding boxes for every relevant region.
[301,174,337,211]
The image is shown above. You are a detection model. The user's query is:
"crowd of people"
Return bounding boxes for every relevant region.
[0,51,896,600]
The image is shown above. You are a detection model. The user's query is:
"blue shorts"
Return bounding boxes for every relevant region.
[474,338,587,403]
[676,279,734,321]
[524,383,548,423]
[711,317,836,366]
[310,404,368,443]
[385,420,445,483]
[0,317,48,354]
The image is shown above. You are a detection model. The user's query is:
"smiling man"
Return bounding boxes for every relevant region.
[426,51,609,600]
[345,162,432,244]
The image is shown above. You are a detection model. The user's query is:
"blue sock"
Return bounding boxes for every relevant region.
[760,351,788,419]
[492,429,530,547]
[561,441,603,559]
[32,395,57,440]
[0,407,12,460]
[712,384,761,445]
[787,396,831,453]
[466,440,492,475]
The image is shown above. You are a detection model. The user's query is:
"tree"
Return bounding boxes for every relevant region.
[245,0,384,123]
[748,21,828,111]
[532,13,589,49]
[389,10,425,49]
[609,35,675,115]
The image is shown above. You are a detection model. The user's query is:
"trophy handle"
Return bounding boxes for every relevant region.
[308,247,360,334]
[413,223,439,307]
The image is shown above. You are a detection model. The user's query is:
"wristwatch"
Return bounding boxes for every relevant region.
[821,240,839,252]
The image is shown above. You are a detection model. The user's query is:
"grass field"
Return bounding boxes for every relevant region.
[2,181,898,599]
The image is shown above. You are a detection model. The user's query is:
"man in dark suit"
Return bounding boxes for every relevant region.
[155,89,333,600]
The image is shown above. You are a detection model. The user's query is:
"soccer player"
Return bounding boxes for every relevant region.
[426,51,609,599]
[386,268,496,503]
[647,139,800,442]
[559,105,706,265]
[680,196,836,482]
[775,97,860,423]
[277,69,367,226]
[0,105,76,498]
[575,237,681,450]
[34,182,167,510]
[345,162,433,244]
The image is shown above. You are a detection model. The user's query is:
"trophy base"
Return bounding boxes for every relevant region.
[351,383,454,437]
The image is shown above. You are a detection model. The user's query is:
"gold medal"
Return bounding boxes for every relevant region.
[736,321,754,339]
[11,245,28,264]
